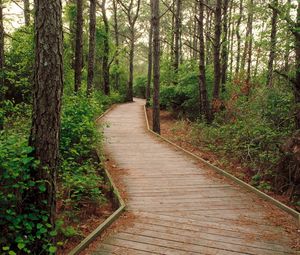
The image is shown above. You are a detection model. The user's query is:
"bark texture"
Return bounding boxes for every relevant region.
[146,1,153,105]
[74,0,83,92]
[213,0,222,100]
[152,0,160,134]
[198,0,211,123]
[87,0,96,95]
[30,0,63,251]
[112,0,120,89]
[101,0,110,95]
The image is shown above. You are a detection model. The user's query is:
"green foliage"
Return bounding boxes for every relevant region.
[134,75,147,98]
[160,61,205,119]
[5,26,34,103]
[190,83,294,190]
[0,133,54,254]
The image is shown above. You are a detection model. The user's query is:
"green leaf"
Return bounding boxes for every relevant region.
[9,251,17,255]
[50,230,57,237]
[38,184,46,192]
[49,246,57,253]
[17,243,25,250]
[2,247,10,251]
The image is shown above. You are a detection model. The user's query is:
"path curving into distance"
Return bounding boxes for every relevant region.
[92,99,298,255]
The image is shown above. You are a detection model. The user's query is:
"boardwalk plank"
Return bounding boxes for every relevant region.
[93,100,297,255]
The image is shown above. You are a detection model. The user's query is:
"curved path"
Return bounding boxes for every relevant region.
[93,99,297,255]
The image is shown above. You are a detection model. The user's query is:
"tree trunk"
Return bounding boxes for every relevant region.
[198,0,211,123]
[152,0,160,134]
[235,0,243,74]
[0,0,4,130]
[241,0,253,74]
[146,1,153,105]
[173,0,181,83]
[112,0,120,89]
[29,0,63,251]
[221,0,229,92]
[102,0,110,95]
[228,0,235,77]
[87,0,96,95]
[127,30,134,101]
[74,0,83,92]
[213,0,222,100]
[266,0,278,87]
[24,0,30,26]
[245,0,253,84]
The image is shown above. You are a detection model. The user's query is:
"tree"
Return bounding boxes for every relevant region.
[221,0,229,91]
[24,0,30,26]
[235,0,243,74]
[146,1,153,106]
[173,0,182,83]
[29,0,63,251]
[266,0,278,87]
[152,0,160,134]
[198,0,211,123]
[87,0,96,95]
[101,0,110,95]
[112,0,120,89]
[74,0,83,92]
[213,0,222,101]
[117,0,141,102]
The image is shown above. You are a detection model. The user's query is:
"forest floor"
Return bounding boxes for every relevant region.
[147,108,299,212]
[57,179,114,254]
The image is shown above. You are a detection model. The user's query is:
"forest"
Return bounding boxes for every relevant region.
[0,0,299,254]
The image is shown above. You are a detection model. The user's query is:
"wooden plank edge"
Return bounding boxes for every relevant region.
[143,105,300,225]
[68,105,126,255]
[68,205,125,255]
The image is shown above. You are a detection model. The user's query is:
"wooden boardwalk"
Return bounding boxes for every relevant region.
[93,99,298,255]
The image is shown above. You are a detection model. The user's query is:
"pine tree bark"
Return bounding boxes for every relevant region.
[221,0,229,91]
[213,0,222,100]
[152,0,160,134]
[24,0,30,26]
[87,0,96,95]
[101,0,110,95]
[146,1,153,105]
[112,0,120,89]
[235,0,243,74]
[29,0,63,251]
[173,0,181,83]
[266,0,278,87]
[198,0,211,123]
[74,0,83,92]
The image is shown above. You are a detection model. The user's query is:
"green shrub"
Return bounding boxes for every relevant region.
[134,76,147,98]
[0,133,56,254]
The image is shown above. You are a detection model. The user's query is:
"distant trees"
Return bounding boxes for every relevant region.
[29,0,63,251]
[117,0,141,102]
